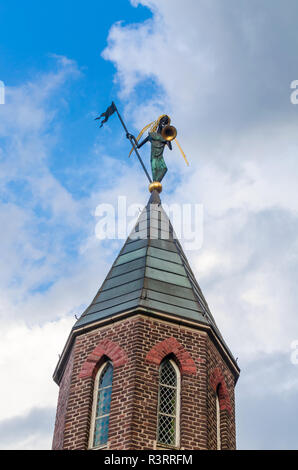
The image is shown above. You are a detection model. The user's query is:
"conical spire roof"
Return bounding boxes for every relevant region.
[73,190,223,342]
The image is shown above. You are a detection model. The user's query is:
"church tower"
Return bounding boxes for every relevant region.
[52,188,240,450]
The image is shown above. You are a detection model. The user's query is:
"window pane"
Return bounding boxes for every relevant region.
[92,362,114,447]
[157,359,179,447]
[159,385,176,415]
[99,363,113,389]
[160,361,177,387]
[93,416,110,447]
[216,392,221,450]
[96,387,112,417]
[157,414,176,445]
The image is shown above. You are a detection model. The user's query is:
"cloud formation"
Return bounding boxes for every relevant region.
[0,407,56,450]
[102,0,298,448]
[0,57,125,447]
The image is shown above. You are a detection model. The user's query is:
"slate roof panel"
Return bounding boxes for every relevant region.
[73,190,223,337]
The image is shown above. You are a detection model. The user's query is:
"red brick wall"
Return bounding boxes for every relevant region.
[63,317,137,450]
[52,347,74,450]
[207,338,237,449]
[133,317,207,450]
[53,314,237,450]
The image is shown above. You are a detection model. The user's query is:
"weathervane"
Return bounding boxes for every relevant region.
[95,102,188,193]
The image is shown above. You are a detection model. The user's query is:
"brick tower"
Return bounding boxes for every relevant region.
[52,189,240,450]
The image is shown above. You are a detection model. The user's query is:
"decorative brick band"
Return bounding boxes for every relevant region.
[210,367,232,414]
[145,336,197,375]
[79,339,127,379]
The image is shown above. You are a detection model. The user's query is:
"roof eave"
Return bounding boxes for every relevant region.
[53,306,240,386]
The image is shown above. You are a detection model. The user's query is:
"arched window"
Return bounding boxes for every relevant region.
[89,361,113,449]
[157,358,180,447]
[216,385,221,450]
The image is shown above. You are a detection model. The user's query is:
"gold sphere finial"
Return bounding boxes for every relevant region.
[149,182,162,193]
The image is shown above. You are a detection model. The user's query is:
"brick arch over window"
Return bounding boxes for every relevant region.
[210,367,232,414]
[146,336,197,375]
[79,339,127,379]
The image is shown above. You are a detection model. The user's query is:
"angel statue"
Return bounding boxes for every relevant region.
[127,114,188,183]
[95,103,188,185]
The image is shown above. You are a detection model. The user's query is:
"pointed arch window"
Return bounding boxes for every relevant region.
[216,384,221,450]
[157,358,180,447]
[89,361,113,449]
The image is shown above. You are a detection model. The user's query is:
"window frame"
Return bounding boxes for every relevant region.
[88,360,113,450]
[156,358,181,448]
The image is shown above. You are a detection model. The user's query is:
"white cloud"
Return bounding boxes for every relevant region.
[0,319,73,421]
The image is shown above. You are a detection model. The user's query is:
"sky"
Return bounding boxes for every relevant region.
[0,0,298,450]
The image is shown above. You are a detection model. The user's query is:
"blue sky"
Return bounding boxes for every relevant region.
[0,0,153,195]
[1,0,298,450]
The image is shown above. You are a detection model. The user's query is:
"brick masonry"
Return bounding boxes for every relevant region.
[52,314,238,450]
[207,339,237,449]
[52,347,74,450]
[78,338,128,379]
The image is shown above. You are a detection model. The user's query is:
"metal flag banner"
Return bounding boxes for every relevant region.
[95,102,116,128]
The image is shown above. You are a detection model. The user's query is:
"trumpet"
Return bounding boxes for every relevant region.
[161,124,177,141]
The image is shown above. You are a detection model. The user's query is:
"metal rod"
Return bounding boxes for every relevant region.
[112,101,152,183]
